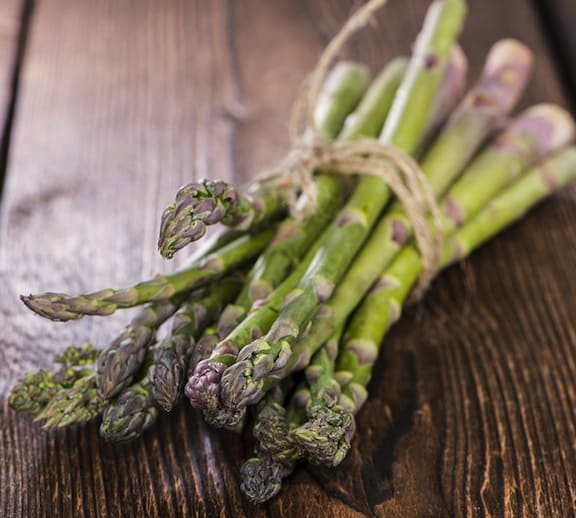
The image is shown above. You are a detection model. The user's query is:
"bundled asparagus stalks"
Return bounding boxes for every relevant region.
[186,56,410,423]
[292,146,576,468]
[10,0,576,506]
[219,0,468,414]
[12,276,244,439]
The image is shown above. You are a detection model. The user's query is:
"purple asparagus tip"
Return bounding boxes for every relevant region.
[185,359,226,409]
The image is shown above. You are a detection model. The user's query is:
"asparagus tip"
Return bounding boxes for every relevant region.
[240,456,294,504]
[185,359,226,409]
[20,293,82,321]
[252,402,301,463]
[202,406,246,431]
[148,342,187,412]
[519,104,576,154]
[158,180,241,258]
[99,386,158,443]
[220,359,264,409]
[489,38,533,69]
[292,405,355,467]
[96,349,143,400]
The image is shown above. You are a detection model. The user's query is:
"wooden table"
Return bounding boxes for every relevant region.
[1,1,575,516]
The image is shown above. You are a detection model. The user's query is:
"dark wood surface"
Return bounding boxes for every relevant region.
[534,0,576,98]
[0,0,575,516]
[0,1,20,115]
[0,0,24,179]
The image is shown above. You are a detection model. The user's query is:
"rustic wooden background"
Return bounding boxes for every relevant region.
[0,0,575,516]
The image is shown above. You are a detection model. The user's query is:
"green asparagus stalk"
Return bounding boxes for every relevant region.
[187,61,376,425]
[186,57,408,415]
[188,328,218,374]
[299,147,576,464]
[21,229,273,321]
[14,282,242,429]
[198,238,330,428]
[186,236,325,412]
[418,44,468,150]
[345,148,576,396]
[338,58,407,141]
[240,456,295,505]
[220,0,467,410]
[190,59,400,352]
[148,276,243,411]
[94,228,248,401]
[158,62,370,259]
[53,342,101,367]
[102,296,250,443]
[9,370,65,414]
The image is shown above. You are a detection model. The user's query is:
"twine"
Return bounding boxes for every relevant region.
[259,0,444,298]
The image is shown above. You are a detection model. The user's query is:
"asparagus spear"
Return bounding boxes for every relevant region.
[158,61,370,259]
[345,148,576,401]
[200,50,465,428]
[229,62,374,310]
[297,147,576,464]
[17,344,105,428]
[220,0,467,410]
[288,106,574,461]
[187,62,376,425]
[9,370,65,414]
[186,236,325,411]
[418,44,468,151]
[186,57,408,415]
[21,229,273,320]
[104,279,245,440]
[198,237,334,427]
[54,342,101,367]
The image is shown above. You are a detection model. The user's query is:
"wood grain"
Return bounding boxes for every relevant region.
[0,0,24,182]
[0,0,21,119]
[0,0,575,517]
[533,0,576,99]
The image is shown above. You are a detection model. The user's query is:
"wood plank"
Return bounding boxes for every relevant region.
[534,0,576,98]
[0,0,574,516]
[0,0,24,174]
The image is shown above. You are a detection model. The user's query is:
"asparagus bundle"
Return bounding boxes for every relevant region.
[10,0,576,506]
[220,0,468,412]
[293,147,576,467]
[186,56,410,421]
